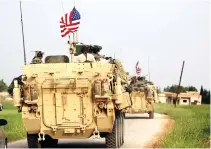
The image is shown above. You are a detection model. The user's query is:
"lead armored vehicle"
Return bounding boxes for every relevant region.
[126,76,158,119]
[11,38,131,148]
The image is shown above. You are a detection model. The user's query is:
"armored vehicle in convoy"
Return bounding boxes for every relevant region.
[126,76,158,119]
[11,39,131,148]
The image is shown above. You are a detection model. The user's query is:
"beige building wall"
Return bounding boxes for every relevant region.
[158,93,167,103]
[163,91,201,105]
[179,97,190,105]
[179,92,201,105]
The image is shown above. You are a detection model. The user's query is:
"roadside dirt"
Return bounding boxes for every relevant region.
[143,114,175,148]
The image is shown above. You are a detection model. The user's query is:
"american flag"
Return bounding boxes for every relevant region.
[136,61,141,74]
[60,7,81,37]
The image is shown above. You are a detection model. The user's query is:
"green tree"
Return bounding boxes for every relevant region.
[201,89,210,104]
[185,86,198,92]
[0,79,8,92]
[164,85,198,93]
[164,84,186,93]
[200,85,203,95]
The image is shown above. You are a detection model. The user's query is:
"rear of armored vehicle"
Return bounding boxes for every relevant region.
[128,79,156,119]
[13,61,131,148]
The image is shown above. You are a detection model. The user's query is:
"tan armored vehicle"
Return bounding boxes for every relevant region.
[126,76,158,119]
[11,39,131,148]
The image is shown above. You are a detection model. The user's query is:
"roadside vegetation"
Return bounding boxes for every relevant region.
[155,103,210,148]
[0,101,26,142]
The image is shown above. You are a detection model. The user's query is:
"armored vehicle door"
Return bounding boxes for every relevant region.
[41,75,93,130]
[130,90,147,112]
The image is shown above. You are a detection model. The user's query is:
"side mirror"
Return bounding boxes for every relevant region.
[0,119,7,126]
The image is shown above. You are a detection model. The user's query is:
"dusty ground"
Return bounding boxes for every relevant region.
[8,113,172,148]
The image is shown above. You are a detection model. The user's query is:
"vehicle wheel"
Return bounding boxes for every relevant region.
[149,111,154,119]
[0,106,2,111]
[117,111,122,148]
[119,111,124,146]
[40,135,58,148]
[119,112,122,147]
[4,139,7,149]
[123,112,126,118]
[121,112,125,145]
[27,133,40,148]
[105,111,121,148]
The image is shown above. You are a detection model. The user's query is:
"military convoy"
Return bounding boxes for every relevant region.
[9,38,159,148]
[9,37,159,148]
[11,39,132,148]
[126,76,158,119]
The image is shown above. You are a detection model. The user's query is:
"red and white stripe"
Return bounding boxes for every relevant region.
[60,11,80,37]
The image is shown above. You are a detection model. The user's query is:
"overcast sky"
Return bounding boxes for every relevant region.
[0,0,210,91]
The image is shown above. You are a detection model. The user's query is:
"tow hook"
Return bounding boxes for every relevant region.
[92,127,100,139]
[38,132,45,141]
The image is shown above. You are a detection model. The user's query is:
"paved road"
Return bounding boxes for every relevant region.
[8,113,169,148]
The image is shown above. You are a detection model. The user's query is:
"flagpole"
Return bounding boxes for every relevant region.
[60,0,71,42]
[20,0,27,65]
[76,31,78,42]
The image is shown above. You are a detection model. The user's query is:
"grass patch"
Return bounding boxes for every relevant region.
[155,103,210,148]
[0,101,26,142]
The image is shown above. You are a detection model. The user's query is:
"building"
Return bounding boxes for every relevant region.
[0,91,10,101]
[163,92,177,104]
[157,93,167,103]
[162,91,202,105]
[0,91,9,97]
[178,92,202,105]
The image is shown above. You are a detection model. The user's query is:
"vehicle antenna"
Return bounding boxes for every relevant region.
[19,0,27,65]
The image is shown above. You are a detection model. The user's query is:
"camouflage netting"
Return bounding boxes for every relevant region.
[113,59,128,84]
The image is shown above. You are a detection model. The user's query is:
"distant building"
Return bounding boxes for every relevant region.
[0,91,9,97]
[157,93,167,103]
[160,91,202,105]
[5,97,13,101]
[0,91,10,101]
[178,92,202,105]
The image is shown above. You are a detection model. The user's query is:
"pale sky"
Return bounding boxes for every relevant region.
[0,0,210,91]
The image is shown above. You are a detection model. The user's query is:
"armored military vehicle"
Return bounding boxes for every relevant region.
[126,76,158,119]
[11,39,131,148]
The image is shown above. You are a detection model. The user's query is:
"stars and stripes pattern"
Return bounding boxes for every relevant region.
[136,61,141,74]
[60,7,81,37]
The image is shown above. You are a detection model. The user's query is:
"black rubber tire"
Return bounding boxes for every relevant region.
[0,138,7,148]
[149,111,154,119]
[105,111,121,148]
[121,112,125,145]
[123,112,126,118]
[40,135,58,148]
[5,139,7,149]
[27,133,39,148]
[119,112,122,146]
[117,112,121,148]
[119,112,124,146]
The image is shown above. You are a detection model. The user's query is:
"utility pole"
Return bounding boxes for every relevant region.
[20,0,27,65]
[175,61,185,108]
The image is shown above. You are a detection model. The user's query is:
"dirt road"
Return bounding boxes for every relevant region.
[8,113,170,148]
